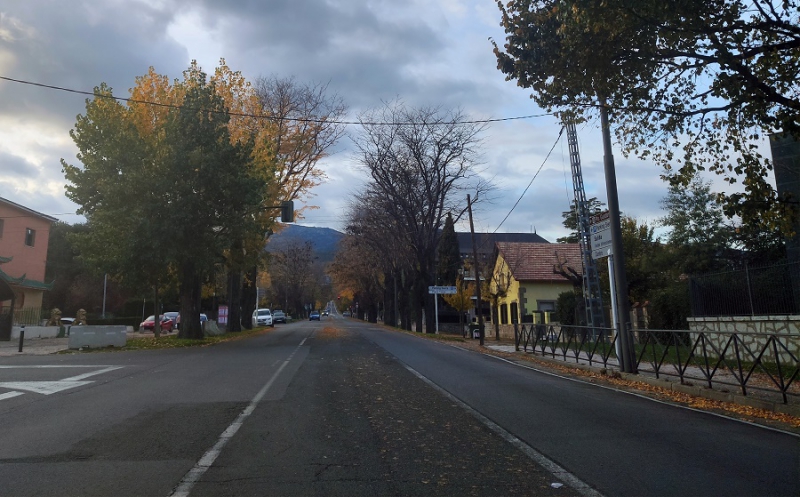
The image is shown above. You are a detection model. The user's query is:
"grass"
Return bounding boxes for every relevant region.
[67,326,273,353]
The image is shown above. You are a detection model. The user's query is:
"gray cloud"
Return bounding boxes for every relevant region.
[0,0,687,239]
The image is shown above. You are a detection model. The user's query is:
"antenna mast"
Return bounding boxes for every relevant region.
[565,121,607,329]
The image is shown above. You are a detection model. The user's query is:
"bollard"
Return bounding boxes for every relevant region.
[18,325,25,352]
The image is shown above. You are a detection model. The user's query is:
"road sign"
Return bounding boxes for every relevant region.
[590,210,613,260]
[428,286,457,294]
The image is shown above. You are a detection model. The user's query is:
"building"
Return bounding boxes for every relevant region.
[489,242,582,325]
[0,197,56,327]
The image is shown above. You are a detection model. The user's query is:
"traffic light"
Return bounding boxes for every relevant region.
[280,200,294,223]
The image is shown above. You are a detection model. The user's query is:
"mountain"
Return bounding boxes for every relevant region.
[265,224,344,263]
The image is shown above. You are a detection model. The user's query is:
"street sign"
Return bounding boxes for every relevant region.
[428,286,457,294]
[590,210,613,260]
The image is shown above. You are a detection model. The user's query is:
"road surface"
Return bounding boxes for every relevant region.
[0,317,796,496]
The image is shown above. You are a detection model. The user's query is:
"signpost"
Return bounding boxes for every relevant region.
[590,210,613,260]
[591,210,622,359]
[429,286,457,334]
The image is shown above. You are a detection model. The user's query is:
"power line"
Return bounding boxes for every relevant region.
[0,75,555,126]
[491,127,565,234]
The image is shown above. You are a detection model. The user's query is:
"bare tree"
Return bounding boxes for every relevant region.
[233,77,348,328]
[332,191,416,325]
[353,101,490,332]
[254,76,348,202]
[269,241,316,318]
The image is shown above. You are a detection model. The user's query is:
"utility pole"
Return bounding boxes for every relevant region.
[467,194,484,346]
[600,104,636,373]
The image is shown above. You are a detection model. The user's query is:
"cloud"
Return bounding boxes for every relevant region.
[0,0,744,242]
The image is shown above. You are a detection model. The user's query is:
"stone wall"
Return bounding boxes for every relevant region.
[687,315,800,363]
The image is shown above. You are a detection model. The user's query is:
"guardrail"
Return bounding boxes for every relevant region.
[514,323,800,404]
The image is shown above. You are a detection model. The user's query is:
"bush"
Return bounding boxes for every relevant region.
[555,291,579,325]
[648,281,691,330]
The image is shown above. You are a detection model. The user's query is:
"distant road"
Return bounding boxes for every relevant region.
[0,317,796,496]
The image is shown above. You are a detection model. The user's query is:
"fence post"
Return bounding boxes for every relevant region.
[745,262,755,317]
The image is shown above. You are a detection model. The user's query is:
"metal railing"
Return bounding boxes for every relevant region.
[513,323,800,404]
[690,260,800,316]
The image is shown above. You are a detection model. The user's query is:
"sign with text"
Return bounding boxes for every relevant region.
[590,210,613,260]
[428,286,457,294]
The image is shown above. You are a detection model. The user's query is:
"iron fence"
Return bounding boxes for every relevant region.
[514,323,800,404]
[13,307,44,326]
[690,260,800,317]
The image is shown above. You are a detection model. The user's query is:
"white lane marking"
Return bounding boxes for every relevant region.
[0,365,123,398]
[0,365,117,369]
[402,363,605,497]
[62,366,123,381]
[0,381,92,395]
[169,341,307,497]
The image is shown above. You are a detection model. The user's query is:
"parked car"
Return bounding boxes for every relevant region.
[272,310,286,323]
[175,312,208,329]
[252,308,274,327]
[60,317,75,326]
[309,311,320,321]
[163,311,180,329]
[175,313,208,329]
[342,311,351,317]
[140,315,173,332]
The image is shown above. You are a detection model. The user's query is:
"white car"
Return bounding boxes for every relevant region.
[252,308,274,327]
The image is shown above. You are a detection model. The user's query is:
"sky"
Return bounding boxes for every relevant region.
[0,0,772,242]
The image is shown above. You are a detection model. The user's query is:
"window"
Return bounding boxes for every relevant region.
[25,228,35,247]
[537,300,556,312]
[500,303,509,325]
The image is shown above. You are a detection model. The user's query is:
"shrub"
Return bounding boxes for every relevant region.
[648,281,691,330]
[555,291,579,325]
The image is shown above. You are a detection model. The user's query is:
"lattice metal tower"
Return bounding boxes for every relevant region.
[565,121,607,328]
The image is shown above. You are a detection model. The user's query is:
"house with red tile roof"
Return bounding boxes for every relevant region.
[489,242,582,326]
[0,197,56,327]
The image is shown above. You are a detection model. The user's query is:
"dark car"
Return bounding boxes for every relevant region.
[272,310,287,323]
[140,315,173,332]
[164,311,180,329]
[309,311,320,321]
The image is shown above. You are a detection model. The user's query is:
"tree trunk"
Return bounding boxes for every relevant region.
[178,261,203,340]
[242,265,257,329]
[152,285,160,339]
[227,270,242,332]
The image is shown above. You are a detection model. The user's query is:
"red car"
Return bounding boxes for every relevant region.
[139,315,174,332]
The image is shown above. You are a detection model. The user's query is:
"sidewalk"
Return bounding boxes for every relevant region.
[0,336,71,356]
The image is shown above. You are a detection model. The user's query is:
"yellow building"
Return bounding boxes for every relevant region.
[489,242,582,325]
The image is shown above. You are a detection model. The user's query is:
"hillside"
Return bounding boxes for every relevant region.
[265,224,344,263]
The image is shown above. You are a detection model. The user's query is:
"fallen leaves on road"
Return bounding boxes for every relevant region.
[427,334,800,432]
[317,326,347,339]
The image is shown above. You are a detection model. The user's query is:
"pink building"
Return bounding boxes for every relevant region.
[0,197,56,324]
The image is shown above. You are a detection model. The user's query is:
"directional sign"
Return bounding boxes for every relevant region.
[590,210,613,260]
[428,286,457,294]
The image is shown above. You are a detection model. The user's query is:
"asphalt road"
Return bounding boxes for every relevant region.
[0,317,796,496]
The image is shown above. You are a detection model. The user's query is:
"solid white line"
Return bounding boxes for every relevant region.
[0,391,24,401]
[402,363,605,497]
[168,341,306,497]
